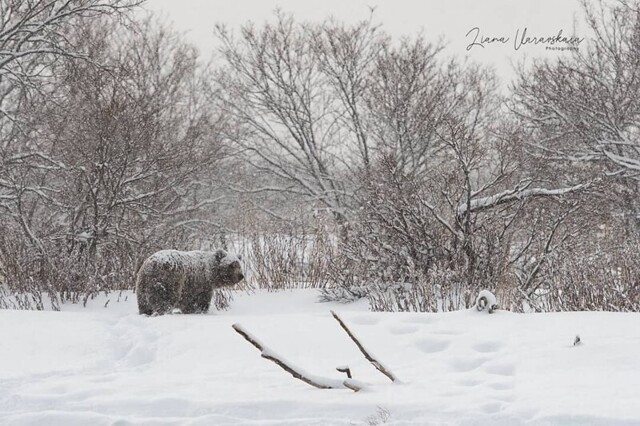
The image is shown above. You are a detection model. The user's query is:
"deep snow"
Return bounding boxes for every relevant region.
[1,290,639,425]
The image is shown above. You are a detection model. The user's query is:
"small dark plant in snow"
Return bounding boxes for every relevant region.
[364,406,392,426]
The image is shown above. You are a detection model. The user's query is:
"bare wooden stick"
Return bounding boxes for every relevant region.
[343,380,361,392]
[331,310,398,383]
[232,323,361,392]
[336,366,352,378]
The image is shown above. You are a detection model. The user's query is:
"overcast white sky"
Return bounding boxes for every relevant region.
[142,0,587,86]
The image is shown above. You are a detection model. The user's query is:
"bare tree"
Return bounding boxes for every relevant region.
[513,0,640,235]
[366,37,448,176]
[0,0,142,306]
[0,0,139,124]
[324,53,589,311]
[0,16,230,307]
[51,19,226,256]
[214,14,386,226]
[312,17,382,171]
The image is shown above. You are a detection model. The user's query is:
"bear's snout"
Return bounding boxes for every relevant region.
[227,270,244,285]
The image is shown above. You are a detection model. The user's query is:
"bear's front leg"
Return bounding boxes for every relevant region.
[177,293,207,314]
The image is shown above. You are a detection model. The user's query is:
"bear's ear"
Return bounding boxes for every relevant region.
[215,249,226,262]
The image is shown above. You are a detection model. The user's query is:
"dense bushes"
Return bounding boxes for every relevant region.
[2,1,640,314]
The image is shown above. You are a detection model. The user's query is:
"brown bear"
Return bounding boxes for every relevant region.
[135,249,244,315]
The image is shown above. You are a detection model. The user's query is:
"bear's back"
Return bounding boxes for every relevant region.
[142,250,220,278]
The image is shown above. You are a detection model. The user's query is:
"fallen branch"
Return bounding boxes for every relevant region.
[330,311,398,383]
[232,323,361,392]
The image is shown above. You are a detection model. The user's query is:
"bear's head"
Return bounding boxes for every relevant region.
[215,250,244,287]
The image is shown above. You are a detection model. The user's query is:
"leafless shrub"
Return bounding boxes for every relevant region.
[534,241,640,312]
[366,269,469,313]
[246,228,334,291]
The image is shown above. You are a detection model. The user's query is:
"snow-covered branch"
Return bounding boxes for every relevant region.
[232,323,362,392]
[457,183,587,218]
[602,150,640,173]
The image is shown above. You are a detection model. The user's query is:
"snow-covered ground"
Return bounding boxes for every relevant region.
[1,289,639,425]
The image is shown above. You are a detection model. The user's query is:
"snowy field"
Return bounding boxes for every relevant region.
[1,290,640,425]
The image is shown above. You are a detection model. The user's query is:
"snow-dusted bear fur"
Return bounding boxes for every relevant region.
[136,249,244,315]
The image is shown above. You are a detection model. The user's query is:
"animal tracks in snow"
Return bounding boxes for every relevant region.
[3,291,640,425]
[471,340,503,354]
[388,313,517,416]
[350,315,380,325]
[449,356,491,373]
[488,381,514,391]
[431,329,464,337]
[110,316,161,369]
[480,402,505,414]
[414,338,450,353]
[388,324,420,335]
[484,362,516,377]
[401,315,438,325]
